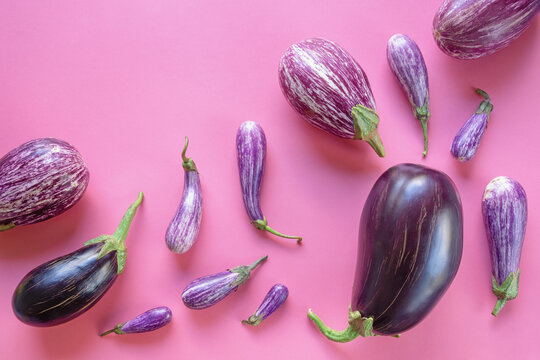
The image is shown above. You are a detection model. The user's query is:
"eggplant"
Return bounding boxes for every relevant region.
[236,121,301,243]
[165,137,203,253]
[12,193,143,326]
[100,306,172,336]
[433,0,540,59]
[242,283,288,326]
[451,89,493,161]
[387,34,430,156]
[482,176,527,316]
[308,164,463,341]
[182,255,267,310]
[0,138,89,231]
[278,38,385,157]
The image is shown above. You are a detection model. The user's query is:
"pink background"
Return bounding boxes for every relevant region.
[1,1,539,359]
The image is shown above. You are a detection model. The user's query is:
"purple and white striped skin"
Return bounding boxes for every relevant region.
[482,176,527,316]
[100,306,172,336]
[0,138,89,231]
[182,255,268,310]
[387,34,430,157]
[451,89,493,161]
[242,283,288,326]
[236,122,302,243]
[433,0,540,59]
[278,38,385,157]
[165,137,202,253]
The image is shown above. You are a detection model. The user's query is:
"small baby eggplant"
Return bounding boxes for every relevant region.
[100,306,172,336]
[482,176,527,316]
[165,137,203,253]
[242,284,288,326]
[387,34,430,156]
[450,89,493,161]
[182,255,268,310]
[236,121,301,243]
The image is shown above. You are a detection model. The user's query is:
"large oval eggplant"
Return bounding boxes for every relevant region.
[433,0,540,59]
[279,38,385,157]
[0,138,89,231]
[12,193,143,327]
[308,164,463,341]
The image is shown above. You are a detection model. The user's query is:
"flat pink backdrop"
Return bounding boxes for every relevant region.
[1,1,539,359]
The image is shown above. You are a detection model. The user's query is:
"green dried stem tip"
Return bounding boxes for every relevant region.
[307,308,375,343]
[182,137,198,172]
[351,104,386,157]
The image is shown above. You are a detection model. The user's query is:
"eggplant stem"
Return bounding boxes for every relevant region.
[248,255,268,271]
[421,119,428,157]
[492,299,507,317]
[307,309,361,343]
[100,324,124,337]
[181,137,198,172]
[252,218,302,243]
[351,104,385,157]
[112,192,144,246]
[0,222,15,231]
[474,88,493,116]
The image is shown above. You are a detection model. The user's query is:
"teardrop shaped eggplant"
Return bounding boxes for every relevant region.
[242,283,288,326]
[100,306,172,336]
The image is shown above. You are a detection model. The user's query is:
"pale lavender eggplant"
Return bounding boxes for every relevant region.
[182,255,268,310]
[451,89,493,161]
[278,38,385,157]
[482,176,527,316]
[236,122,301,243]
[100,306,172,336]
[433,0,540,59]
[387,34,430,156]
[242,283,288,326]
[0,138,89,231]
[165,137,203,254]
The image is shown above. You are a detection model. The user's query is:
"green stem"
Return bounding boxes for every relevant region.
[351,104,385,157]
[474,88,493,116]
[181,137,198,172]
[100,324,124,337]
[492,299,507,317]
[414,95,430,157]
[308,309,374,343]
[420,118,428,157]
[112,192,144,243]
[491,270,519,317]
[0,223,15,231]
[242,314,263,326]
[248,255,268,271]
[229,255,268,287]
[253,218,302,244]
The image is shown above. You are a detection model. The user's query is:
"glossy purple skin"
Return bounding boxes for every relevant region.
[182,271,241,310]
[243,284,288,326]
[451,113,489,161]
[433,0,540,59]
[0,138,89,230]
[119,307,172,334]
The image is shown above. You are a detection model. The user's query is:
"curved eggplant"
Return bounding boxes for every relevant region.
[309,164,463,341]
[0,138,89,231]
[242,283,288,326]
[100,306,172,336]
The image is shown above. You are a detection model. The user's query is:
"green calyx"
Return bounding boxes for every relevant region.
[491,270,520,317]
[252,217,302,244]
[351,104,385,157]
[475,88,493,117]
[100,323,126,336]
[414,94,430,157]
[229,255,268,288]
[242,314,263,326]
[0,222,15,231]
[83,192,144,274]
[182,137,198,172]
[307,308,375,343]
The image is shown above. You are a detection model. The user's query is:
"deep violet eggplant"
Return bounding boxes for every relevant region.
[12,193,143,327]
[278,38,385,157]
[182,255,268,310]
[236,121,301,243]
[0,138,89,231]
[308,164,463,341]
[242,283,288,326]
[482,176,527,316]
[100,306,172,336]
[165,137,203,253]
[387,34,430,156]
[433,0,540,59]
[451,89,493,161]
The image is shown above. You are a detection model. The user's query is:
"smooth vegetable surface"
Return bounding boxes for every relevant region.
[242,283,288,326]
[100,306,172,336]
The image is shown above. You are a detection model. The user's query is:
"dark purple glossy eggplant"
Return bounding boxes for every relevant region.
[0,138,89,231]
[100,306,172,336]
[309,164,463,341]
[236,121,301,243]
[242,283,288,326]
[482,176,527,316]
[182,255,267,310]
[12,193,143,327]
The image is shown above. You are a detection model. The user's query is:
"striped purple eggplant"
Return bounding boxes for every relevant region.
[236,122,301,243]
[182,255,267,310]
[0,138,89,231]
[433,0,540,59]
[12,193,143,326]
[278,38,385,157]
[242,283,288,326]
[451,89,493,161]
[482,176,527,316]
[100,306,172,336]
[387,34,430,156]
[165,137,203,254]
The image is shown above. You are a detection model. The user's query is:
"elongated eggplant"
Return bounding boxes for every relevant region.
[182,255,267,310]
[387,34,430,156]
[278,38,385,157]
[242,283,288,326]
[309,164,463,341]
[100,306,172,336]
[165,137,203,253]
[236,122,301,243]
[451,89,493,161]
[433,0,540,59]
[12,193,143,326]
[482,176,527,316]
[0,138,89,231]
